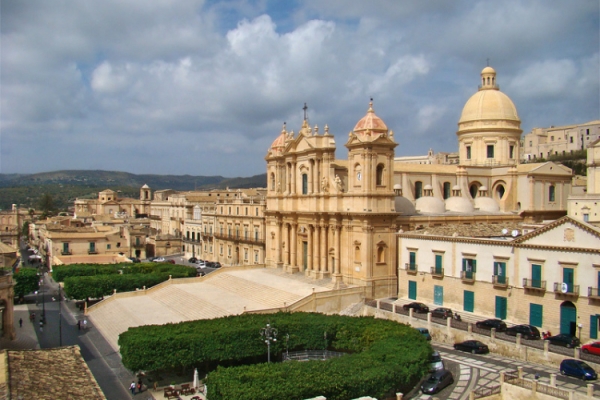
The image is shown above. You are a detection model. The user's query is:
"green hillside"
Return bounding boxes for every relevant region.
[0,170,266,211]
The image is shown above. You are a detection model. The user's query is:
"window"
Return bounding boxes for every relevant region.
[245,207,248,216]
[376,164,384,186]
[62,242,69,254]
[443,182,451,199]
[244,248,248,261]
[107,244,111,250]
[495,296,507,319]
[255,251,259,263]
[529,140,532,147]
[509,145,515,159]
[302,174,308,195]
[220,244,223,255]
[487,145,494,158]
[236,207,239,215]
[434,254,443,274]
[494,261,506,284]
[415,181,423,199]
[408,251,416,270]
[531,264,542,288]
[462,258,476,279]
[117,242,121,248]
[466,146,471,160]
[89,242,96,253]
[584,214,589,222]
[256,208,259,216]
[570,136,573,144]
[377,246,385,263]
[549,185,556,202]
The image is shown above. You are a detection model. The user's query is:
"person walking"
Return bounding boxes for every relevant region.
[129,381,136,395]
[19,318,23,327]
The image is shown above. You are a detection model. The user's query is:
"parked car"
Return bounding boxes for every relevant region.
[581,341,600,356]
[188,257,198,263]
[430,351,444,372]
[453,340,489,354]
[402,302,429,313]
[560,359,598,380]
[416,327,431,341]
[128,257,141,263]
[505,324,541,340]
[420,369,454,394]
[212,262,222,269]
[431,307,454,319]
[475,318,507,332]
[153,257,165,262]
[197,261,207,269]
[545,334,580,348]
[167,259,176,264]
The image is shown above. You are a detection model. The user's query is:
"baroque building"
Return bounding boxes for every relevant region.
[265,102,399,298]
[521,120,600,161]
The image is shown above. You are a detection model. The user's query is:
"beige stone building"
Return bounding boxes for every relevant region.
[74,187,152,219]
[0,269,15,340]
[0,205,29,248]
[397,216,600,342]
[208,189,266,265]
[568,138,600,226]
[265,104,399,298]
[521,120,600,161]
[392,66,573,221]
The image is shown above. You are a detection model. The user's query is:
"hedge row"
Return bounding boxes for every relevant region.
[55,263,197,300]
[118,312,430,400]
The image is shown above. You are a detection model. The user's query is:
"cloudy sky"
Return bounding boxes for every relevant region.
[1,0,598,177]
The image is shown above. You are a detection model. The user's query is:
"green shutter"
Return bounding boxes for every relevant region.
[434,285,443,305]
[409,252,416,267]
[563,268,574,293]
[472,259,477,273]
[590,315,598,340]
[462,258,467,271]
[435,255,442,270]
[408,281,417,300]
[495,296,507,319]
[531,264,542,288]
[530,303,543,327]
[464,290,474,312]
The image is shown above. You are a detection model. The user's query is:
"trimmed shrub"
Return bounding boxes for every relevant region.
[119,312,430,400]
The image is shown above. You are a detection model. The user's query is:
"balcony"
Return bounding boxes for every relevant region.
[430,266,444,278]
[405,263,417,275]
[461,271,475,283]
[88,250,98,255]
[588,287,600,300]
[553,282,579,296]
[523,278,546,291]
[132,243,145,249]
[61,250,72,256]
[213,232,265,245]
[492,275,509,288]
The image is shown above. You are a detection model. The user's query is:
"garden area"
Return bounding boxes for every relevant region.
[50,262,197,301]
[118,312,432,400]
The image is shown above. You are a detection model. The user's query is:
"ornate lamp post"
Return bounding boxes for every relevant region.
[260,323,277,363]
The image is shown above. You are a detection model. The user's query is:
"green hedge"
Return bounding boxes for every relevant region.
[13,267,40,298]
[119,312,430,400]
[55,263,197,300]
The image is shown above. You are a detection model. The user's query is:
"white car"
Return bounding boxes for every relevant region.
[197,261,207,268]
[153,257,165,262]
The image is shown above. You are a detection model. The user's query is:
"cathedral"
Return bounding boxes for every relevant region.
[264,66,574,298]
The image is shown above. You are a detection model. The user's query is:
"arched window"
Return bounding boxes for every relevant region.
[302,174,308,195]
[549,185,556,202]
[443,182,451,199]
[415,181,423,199]
[354,246,360,261]
[469,184,478,199]
[376,164,384,186]
[496,184,505,200]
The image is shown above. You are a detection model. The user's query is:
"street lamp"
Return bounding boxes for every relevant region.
[260,323,277,363]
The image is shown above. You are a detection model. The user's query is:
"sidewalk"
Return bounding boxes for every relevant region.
[0,303,40,351]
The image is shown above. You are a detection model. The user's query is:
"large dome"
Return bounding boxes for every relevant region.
[458,66,520,127]
[459,90,520,124]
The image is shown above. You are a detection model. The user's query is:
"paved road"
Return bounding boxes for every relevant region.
[404,343,600,399]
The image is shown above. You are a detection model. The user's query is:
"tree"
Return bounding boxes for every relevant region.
[14,268,40,299]
[38,193,56,218]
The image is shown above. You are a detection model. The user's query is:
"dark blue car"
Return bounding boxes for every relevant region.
[560,359,597,380]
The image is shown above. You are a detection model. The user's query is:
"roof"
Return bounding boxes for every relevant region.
[2,346,106,399]
[401,221,526,238]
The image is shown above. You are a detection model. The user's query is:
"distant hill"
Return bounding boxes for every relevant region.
[0,170,266,211]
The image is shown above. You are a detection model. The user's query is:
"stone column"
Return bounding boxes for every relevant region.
[308,225,313,272]
[291,222,298,272]
[277,221,283,266]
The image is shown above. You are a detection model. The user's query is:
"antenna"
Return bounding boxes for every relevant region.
[303,103,308,122]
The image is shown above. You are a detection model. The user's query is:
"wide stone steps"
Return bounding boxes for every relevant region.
[149,285,228,320]
[89,299,147,350]
[205,273,302,308]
